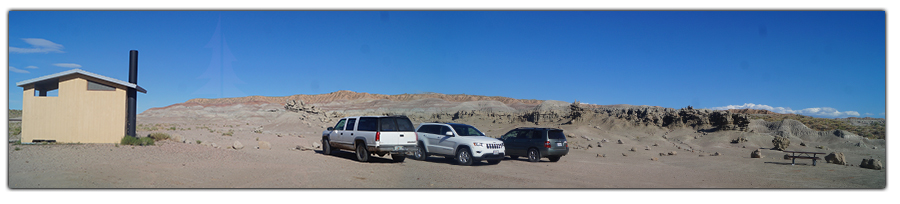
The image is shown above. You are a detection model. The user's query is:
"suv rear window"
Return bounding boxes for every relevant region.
[548,130,566,140]
[417,125,439,134]
[449,124,485,136]
[379,117,415,132]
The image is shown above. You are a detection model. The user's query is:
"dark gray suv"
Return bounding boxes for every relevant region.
[499,127,569,162]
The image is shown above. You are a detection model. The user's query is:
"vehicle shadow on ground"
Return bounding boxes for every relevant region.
[317,150,400,164]
[504,157,556,163]
[412,156,497,166]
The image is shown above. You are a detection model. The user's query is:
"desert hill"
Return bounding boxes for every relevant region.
[140,91,882,142]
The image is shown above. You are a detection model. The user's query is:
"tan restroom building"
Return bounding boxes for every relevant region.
[16,69,147,143]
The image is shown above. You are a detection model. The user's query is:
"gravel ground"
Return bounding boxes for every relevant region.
[8,129,885,188]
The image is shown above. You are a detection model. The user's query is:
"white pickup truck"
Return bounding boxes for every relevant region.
[321,115,418,162]
[412,123,505,165]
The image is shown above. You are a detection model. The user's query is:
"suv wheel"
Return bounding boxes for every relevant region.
[322,139,332,155]
[356,143,370,162]
[527,148,541,162]
[456,147,473,166]
[413,144,427,160]
[391,154,406,162]
[548,155,561,162]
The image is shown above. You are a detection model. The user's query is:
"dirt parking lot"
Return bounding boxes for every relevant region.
[7,138,884,188]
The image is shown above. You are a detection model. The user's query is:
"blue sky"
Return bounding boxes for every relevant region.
[7,11,885,118]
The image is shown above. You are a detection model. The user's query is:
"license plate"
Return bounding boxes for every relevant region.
[394,146,404,151]
[556,143,563,147]
[493,150,499,154]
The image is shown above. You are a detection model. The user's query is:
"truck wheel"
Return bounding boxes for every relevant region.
[456,147,473,166]
[527,148,541,162]
[413,144,427,160]
[548,156,561,162]
[322,139,332,155]
[356,143,369,162]
[487,159,502,165]
[391,154,406,162]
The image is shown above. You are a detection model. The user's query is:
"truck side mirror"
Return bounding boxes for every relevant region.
[327,127,334,131]
[445,131,454,136]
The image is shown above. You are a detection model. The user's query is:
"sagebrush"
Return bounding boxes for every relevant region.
[121,136,154,146]
[148,132,170,141]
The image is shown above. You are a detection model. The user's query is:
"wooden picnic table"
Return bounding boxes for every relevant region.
[783,150,827,166]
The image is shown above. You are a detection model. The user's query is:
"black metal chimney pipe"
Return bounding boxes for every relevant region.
[126,50,138,137]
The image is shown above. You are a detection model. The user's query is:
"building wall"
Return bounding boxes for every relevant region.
[22,74,128,143]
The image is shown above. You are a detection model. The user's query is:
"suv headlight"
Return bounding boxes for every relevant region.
[472,142,483,147]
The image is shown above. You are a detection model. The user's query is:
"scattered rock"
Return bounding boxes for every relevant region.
[652,143,659,146]
[659,153,666,156]
[630,147,636,152]
[622,153,627,157]
[825,152,846,165]
[860,159,883,170]
[645,146,651,150]
[662,135,668,139]
[587,144,593,148]
[617,139,624,144]
[311,142,322,149]
[772,137,790,151]
[783,154,791,160]
[710,152,721,156]
[597,142,603,148]
[566,134,575,138]
[171,134,186,143]
[800,142,806,146]
[258,141,271,150]
[855,142,867,148]
[233,141,244,150]
[601,139,609,143]
[651,157,658,161]
[668,151,677,156]
[580,135,593,141]
[751,149,764,158]
[285,99,322,114]
[596,154,605,158]
[694,136,698,139]
[816,145,825,149]
[211,143,219,148]
[731,137,748,144]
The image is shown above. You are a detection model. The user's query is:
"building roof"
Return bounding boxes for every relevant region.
[16,69,147,93]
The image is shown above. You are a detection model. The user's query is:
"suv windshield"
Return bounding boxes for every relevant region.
[450,124,485,136]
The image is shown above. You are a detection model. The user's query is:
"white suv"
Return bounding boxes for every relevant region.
[321,116,418,162]
[412,123,505,165]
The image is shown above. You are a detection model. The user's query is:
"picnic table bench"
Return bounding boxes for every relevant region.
[783,151,826,166]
